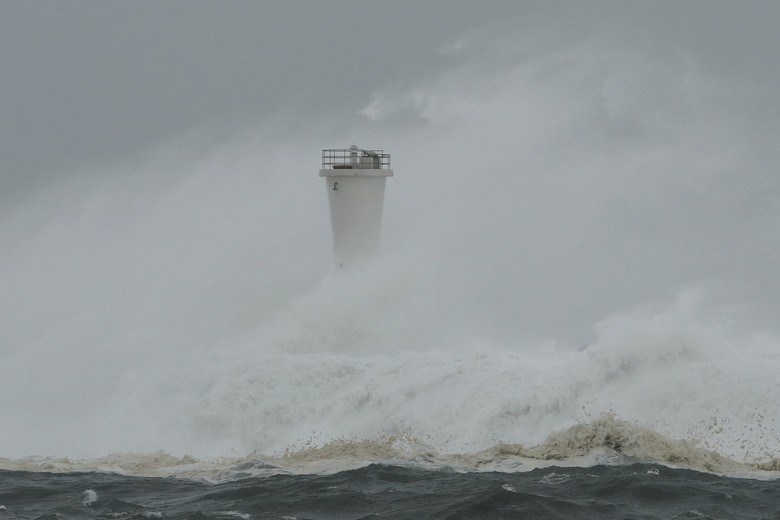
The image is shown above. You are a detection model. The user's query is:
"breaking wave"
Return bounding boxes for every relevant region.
[2,285,779,481]
[3,416,778,481]
[2,251,779,480]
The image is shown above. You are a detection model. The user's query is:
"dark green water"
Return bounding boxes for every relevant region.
[1,464,778,520]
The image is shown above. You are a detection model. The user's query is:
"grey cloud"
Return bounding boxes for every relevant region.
[1,0,521,202]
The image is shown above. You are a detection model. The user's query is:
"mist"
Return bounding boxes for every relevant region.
[1,2,779,460]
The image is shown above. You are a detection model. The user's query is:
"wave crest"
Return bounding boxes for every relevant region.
[3,416,777,481]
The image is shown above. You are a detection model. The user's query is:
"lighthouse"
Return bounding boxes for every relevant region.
[320,145,393,268]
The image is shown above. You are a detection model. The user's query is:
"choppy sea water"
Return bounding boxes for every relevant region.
[2,464,779,520]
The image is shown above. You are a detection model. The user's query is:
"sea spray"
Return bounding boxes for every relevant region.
[2,416,778,480]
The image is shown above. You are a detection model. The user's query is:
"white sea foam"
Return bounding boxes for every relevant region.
[1,253,779,477]
[217,512,250,520]
[81,489,97,506]
[0,281,779,478]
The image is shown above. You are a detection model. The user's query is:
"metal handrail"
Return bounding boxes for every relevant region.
[322,148,391,170]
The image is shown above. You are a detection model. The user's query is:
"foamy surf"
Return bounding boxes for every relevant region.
[2,417,778,482]
[2,292,779,481]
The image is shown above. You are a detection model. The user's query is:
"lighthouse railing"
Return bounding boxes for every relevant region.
[321,149,391,170]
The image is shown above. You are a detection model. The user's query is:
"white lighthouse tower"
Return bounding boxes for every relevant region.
[320,145,393,268]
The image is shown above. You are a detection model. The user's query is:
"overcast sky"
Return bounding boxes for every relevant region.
[3,1,777,196]
[2,0,780,352]
[1,1,515,198]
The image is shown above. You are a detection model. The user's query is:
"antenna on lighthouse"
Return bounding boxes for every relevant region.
[320,146,393,269]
